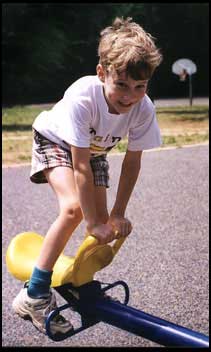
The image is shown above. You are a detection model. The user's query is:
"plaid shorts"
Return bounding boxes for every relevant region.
[30,129,110,188]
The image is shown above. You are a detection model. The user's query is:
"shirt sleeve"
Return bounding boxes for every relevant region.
[61,98,91,148]
[127,105,162,151]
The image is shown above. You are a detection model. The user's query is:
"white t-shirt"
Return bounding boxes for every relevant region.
[33,75,162,155]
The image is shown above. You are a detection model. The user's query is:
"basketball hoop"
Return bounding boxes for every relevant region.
[172,58,197,106]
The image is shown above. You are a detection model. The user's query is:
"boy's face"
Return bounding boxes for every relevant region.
[97,64,148,114]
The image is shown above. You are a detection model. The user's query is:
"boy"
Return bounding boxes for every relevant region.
[12,17,163,336]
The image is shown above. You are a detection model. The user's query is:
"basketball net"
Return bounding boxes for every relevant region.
[179,69,187,81]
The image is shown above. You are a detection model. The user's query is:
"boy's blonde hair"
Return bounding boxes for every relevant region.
[98,17,163,80]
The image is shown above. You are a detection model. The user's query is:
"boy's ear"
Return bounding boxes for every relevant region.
[96,64,105,82]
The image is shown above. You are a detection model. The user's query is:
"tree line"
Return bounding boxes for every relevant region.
[2,3,209,106]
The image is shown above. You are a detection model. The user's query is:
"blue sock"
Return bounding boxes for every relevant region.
[27,266,53,299]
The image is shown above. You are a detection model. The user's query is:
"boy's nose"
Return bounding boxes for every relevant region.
[122,93,132,101]
[122,95,135,104]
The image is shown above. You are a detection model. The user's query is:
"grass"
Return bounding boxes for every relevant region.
[2,105,53,131]
[113,105,209,152]
[2,104,209,164]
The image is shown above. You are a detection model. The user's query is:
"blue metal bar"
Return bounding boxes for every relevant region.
[46,281,209,347]
[80,299,209,347]
[45,303,98,341]
[100,280,130,305]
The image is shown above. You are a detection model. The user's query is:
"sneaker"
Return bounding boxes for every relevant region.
[12,283,73,335]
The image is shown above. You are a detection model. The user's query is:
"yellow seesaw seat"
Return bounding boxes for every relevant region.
[6,232,126,287]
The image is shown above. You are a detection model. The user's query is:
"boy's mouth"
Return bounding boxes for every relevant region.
[118,101,133,108]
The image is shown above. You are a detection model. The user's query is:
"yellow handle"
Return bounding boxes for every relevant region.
[80,233,126,255]
[74,233,126,265]
[112,236,127,255]
[68,233,127,286]
[74,235,99,261]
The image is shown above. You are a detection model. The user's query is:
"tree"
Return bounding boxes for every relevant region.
[2,3,209,105]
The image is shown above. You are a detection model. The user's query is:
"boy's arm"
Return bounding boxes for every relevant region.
[109,150,142,234]
[71,145,114,243]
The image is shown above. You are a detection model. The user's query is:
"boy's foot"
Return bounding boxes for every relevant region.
[12,283,73,336]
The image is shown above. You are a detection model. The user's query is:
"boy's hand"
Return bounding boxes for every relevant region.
[87,223,116,245]
[108,215,133,238]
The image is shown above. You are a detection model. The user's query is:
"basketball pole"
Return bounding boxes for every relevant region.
[189,74,192,106]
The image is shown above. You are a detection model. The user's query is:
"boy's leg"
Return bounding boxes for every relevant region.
[35,172,109,273]
[13,166,83,335]
[36,166,83,271]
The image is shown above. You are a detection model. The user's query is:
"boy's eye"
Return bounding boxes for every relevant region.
[116,82,147,89]
[116,82,126,88]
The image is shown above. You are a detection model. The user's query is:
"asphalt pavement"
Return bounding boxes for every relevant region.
[2,145,209,347]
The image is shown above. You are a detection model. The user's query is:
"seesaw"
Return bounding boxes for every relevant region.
[6,232,209,347]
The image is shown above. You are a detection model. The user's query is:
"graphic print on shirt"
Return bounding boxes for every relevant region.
[89,127,122,154]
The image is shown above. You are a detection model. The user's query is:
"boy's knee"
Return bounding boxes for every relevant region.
[61,202,83,222]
